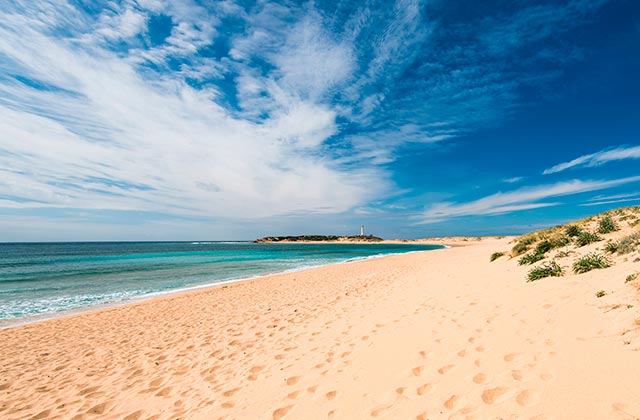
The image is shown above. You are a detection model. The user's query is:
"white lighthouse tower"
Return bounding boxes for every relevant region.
[360,225,365,236]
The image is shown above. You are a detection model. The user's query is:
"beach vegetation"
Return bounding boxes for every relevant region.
[604,241,619,254]
[626,273,638,283]
[490,251,505,262]
[549,236,570,249]
[518,251,545,265]
[527,261,564,282]
[572,253,612,274]
[565,225,582,237]
[512,237,536,256]
[617,233,640,254]
[535,240,553,255]
[597,216,618,234]
[575,231,602,247]
[595,290,606,298]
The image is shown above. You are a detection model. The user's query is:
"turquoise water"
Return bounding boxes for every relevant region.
[0,241,442,321]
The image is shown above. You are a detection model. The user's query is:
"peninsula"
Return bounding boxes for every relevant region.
[255,234,383,243]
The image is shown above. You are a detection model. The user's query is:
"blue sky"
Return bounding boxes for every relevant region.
[0,0,639,241]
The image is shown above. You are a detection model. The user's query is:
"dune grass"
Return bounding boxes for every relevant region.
[597,216,618,234]
[575,231,602,247]
[527,261,564,282]
[572,253,612,274]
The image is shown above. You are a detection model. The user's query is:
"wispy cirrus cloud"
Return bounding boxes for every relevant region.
[543,145,640,174]
[579,192,640,207]
[0,0,617,233]
[418,176,640,224]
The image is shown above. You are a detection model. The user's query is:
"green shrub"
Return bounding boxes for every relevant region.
[626,273,638,283]
[512,237,536,256]
[519,252,545,265]
[595,290,606,298]
[535,240,553,255]
[575,231,602,247]
[555,250,571,258]
[597,216,618,234]
[565,225,583,237]
[572,253,612,274]
[617,233,640,254]
[527,261,564,282]
[549,236,570,249]
[604,241,619,254]
[490,251,504,262]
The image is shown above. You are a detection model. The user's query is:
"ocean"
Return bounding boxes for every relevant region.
[0,241,442,323]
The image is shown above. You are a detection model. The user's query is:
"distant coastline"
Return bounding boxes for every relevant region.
[254,234,383,243]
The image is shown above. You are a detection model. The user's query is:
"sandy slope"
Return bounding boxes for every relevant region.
[1,236,639,420]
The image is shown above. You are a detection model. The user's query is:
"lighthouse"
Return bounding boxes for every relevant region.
[360,225,365,236]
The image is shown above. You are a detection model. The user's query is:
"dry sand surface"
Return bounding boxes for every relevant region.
[1,236,640,420]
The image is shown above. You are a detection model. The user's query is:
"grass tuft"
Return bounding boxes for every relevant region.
[518,252,545,265]
[617,233,640,254]
[626,273,638,283]
[549,236,570,249]
[572,253,612,274]
[597,216,618,234]
[575,231,602,247]
[490,251,504,262]
[527,261,564,282]
[565,225,582,237]
[512,237,536,256]
[604,241,619,254]
[596,290,606,298]
[535,240,553,255]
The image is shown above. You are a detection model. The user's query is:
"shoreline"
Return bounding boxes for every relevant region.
[2,235,638,419]
[0,246,444,331]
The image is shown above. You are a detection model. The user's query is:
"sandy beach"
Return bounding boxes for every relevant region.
[1,234,639,420]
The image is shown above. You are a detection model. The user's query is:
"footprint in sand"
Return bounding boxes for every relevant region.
[287,390,302,399]
[122,410,143,420]
[223,387,241,397]
[416,383,431,396]
[481,387,509,404]
[87,401,110,415]
[29,410,51,419]
[438,364,455,375]
[444,395,460,410]
[503,353,520,362]
[412,366,425,377]
[472,373,487,384]
[326,390,337,400]
[516,390,540,407]
[286,376,301,386]
[273,405,293,419]
[370,404,392,418]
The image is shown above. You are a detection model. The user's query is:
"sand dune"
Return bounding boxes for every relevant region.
[1,230,639,419]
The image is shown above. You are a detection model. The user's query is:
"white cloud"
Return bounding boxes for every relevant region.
[503,176,524,183]
[543,145,640,174]
[418,176,640,224]
[0,1,390,219]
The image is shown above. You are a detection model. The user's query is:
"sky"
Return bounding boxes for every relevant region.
[0,0,639,241]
